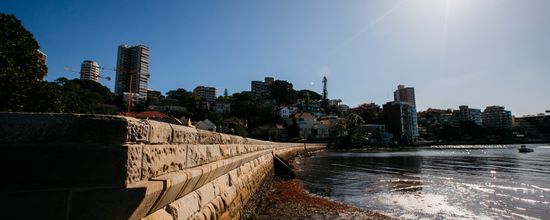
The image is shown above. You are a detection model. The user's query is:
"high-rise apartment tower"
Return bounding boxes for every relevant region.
[80,60,100,82]
[114,45,150,99]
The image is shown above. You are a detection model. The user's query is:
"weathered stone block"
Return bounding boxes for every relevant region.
[69,180,164,220]
[166,191,201,220]
[219,145,232,157]
[211,196,225,216]
[236,145,246,155]
[170,124,198,144]
[194,163,215,190]
[150,171,190,213]
[0,113,79,144]
[219,133,232,144]
[196,183,216,207]
[0,113,150,145]
[1,189,70,220]
[220,212,231,220]
[211,174,229,196]
[197,130,223,144]
[187,145,208,167]
[142,144,186,180]
[148,120,173,144]
[203,204,216,220]
[187,145,223,167]
[126,144,144,185]
[1,144,136,190]
[177,168,203,198]
[192,212,207,220]
[228,170,239,187]
[142,209,173,220]
[229,135,245,144]
[221,186,238,211]
[206,145,222,161]
[125,117,150,143]
[212,160,231,181]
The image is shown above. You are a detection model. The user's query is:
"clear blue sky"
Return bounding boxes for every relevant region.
[2,0,549,116]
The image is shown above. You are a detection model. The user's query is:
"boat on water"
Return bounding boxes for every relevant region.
[518,145,534,153]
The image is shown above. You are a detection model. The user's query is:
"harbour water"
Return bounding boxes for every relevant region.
[295,144,550,220]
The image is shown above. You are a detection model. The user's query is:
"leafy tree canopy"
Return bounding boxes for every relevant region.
[166,88,197,111]
[296,89,322,101]
[269,80,296,105]
[0,13,48,111]
[54,78,115,114]
[351,103,382,123]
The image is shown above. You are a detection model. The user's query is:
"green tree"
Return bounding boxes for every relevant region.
[166,88,197,112]
[231,91,254,119]
[0,13,49,111]
[345,113,367,142]
[269,80,296,105]
[351,103,382,123]
[296,89,322,101]
[55,78,116,114]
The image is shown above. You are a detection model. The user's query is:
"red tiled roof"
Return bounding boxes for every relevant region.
[118,111,169,119]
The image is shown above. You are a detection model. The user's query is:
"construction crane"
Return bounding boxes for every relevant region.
[99,67,140,113]
[63,67,112,81]
[64,65,145,114]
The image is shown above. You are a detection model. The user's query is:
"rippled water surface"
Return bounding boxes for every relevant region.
[295,144,550,220]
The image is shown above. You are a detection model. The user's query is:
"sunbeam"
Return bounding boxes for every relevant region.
[301,0,408,75]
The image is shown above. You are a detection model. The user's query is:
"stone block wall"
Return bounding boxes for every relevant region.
[0,113,324,220]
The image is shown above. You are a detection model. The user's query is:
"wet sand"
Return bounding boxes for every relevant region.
[257,179,397,220]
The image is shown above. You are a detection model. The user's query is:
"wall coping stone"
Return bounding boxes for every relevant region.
[1,112,279,145]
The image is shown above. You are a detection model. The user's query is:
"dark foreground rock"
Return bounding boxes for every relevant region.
[257,179,396,220]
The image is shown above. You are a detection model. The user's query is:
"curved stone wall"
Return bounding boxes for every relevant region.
[0,113,324,220]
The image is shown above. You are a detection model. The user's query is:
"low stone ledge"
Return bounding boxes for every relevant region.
[146,149,274,215]
[0,112,300,146]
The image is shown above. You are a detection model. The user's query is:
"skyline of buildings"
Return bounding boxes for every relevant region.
[57,44,543,122]
[114,44,150,99]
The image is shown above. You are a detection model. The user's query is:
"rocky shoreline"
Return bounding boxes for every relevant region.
[257,179,397,220]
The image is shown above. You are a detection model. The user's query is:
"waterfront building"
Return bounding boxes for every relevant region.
[459,105,482,125]
[115,44,150,100]
[394,85,416,106]
[251,77,274,98]
[80,60,100,82]
[193,86,217,103]
[383,84,419,143]
[481,106,513,129]
[514,114,550,140]
[382,101,419,143]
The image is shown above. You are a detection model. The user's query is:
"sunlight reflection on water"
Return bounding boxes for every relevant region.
[295,144,550,220]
